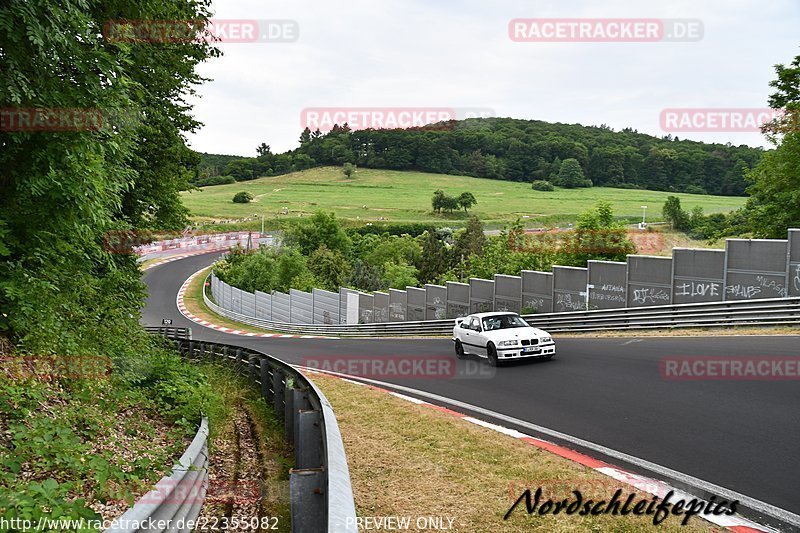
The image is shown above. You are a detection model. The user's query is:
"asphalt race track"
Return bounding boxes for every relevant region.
[142,252,800,523]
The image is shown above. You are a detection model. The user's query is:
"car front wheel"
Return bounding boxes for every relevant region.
[454,339,467,358]
[486,343,498,367]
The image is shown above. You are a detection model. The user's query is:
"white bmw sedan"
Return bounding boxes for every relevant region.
[452,312,555,366]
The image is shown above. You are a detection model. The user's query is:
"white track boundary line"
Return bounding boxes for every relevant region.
[296,365,794,533]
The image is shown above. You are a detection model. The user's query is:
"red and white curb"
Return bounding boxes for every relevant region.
[298,366,778,533]
[140,249,223,271]
[176,268,334,340]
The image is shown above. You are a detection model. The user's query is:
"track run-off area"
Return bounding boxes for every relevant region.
[142,251,800,531]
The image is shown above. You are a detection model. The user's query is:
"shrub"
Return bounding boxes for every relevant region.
[531,180,554,191]
[232,191,253,203]
[195,175,236,187]
[684,184,707,195]
[347,223,434,238]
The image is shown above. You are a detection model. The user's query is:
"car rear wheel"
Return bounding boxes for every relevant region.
[454,339,467,358]
[486,343,498,366]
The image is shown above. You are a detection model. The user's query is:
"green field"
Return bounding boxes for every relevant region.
[180,167,746,228]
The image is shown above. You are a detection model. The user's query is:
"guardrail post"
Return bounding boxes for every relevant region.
[235,348,243,372]
[260,359,270,399]
[248,355,257,386]
[295,410,322,469]
[264,364,275,402]
[284,386,295,443]
[273,369,285,418]
[289,469,325,533]
[187,340,194,359]
[198,342,205,361]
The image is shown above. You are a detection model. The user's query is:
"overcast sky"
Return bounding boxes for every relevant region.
[186,0,800,156]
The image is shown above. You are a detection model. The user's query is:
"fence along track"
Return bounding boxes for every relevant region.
[108,330,357,533]
[203,274,800,336]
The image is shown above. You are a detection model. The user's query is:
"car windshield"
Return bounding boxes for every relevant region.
[482,315,529,331]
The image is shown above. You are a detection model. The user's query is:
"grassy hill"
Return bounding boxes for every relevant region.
[180,167,746,228]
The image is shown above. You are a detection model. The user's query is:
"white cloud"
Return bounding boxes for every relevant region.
[186,0,800,155]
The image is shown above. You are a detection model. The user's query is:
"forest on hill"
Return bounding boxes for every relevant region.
[196,117,765,196]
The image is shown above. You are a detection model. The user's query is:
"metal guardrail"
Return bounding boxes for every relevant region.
[105,418,209,533]
[144,326,192,339]
[203,276,800,336]
[155,334,357,532]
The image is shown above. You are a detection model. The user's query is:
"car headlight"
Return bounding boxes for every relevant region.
[498,340,519,347]
[540,336,552,343]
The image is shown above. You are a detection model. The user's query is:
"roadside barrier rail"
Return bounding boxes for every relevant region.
[144,326,192,339]
[105,418,209,533]
[108,332,357,532]
[203,278,800,336]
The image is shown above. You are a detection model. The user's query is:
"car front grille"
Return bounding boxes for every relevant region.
[520,339,539,346]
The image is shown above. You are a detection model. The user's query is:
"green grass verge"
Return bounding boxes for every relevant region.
[0,344,222,530]
[180,167,746,228]
[312,372,720,532]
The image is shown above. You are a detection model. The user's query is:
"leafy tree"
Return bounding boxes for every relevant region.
[453,216,487,259]
[457,191,477,213]
[347,259,384,292]
[0,0,217,353]
[194,175,236,187]
[232,191,254,203]
[744,133,800,237]
[382,261,419,289]
[465,221,553,280]
[215,246,276,293]
[288,117,761,196]
[364,235,422,268]
[689,206,705,229]
[531,180,554,191]
[256,143,272,157]
[274,249,316,292]
[342,162,356,178]
[744,53,800,238]
[308,245,351,291]
[283,211,351,255]
[432,190,446,213]
[662,196,690,230]
[416,230,450,284]
[561,202,636,264]
[349,232,382,260]
[441,194,460,213]
[553,158,591,188]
